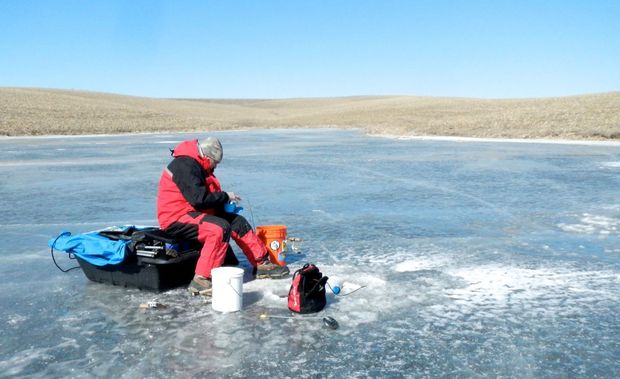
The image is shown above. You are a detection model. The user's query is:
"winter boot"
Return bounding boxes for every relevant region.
[255,258,290,279]
[188,275,212,296]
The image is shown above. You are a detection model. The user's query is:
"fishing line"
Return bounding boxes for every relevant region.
[258,312,339,329]
[326,282,367,297]
[243,196,258,230]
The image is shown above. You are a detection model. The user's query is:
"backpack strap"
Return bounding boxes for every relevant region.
[306,276,328,296]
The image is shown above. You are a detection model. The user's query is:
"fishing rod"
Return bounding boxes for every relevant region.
[259,312,340,330]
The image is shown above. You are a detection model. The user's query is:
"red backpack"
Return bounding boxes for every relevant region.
[288,264,328,314]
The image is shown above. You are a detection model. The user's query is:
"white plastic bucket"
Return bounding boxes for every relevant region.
[211,267,244,313]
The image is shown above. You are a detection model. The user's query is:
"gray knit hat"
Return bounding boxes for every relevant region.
[198,137,223,163]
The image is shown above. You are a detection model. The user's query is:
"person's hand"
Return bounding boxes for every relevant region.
[226,192,242,202]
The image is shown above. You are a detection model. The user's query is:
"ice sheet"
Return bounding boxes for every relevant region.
[1,129,619,378]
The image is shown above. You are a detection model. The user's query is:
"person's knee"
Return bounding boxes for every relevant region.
[231,216,252,236]
[201,216,232,242]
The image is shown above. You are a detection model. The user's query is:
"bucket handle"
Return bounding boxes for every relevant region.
[226,277,242,298]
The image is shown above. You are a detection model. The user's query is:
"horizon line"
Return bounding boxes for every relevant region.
[2,86,619,102]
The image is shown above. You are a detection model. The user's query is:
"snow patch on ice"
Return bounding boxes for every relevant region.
[446,264,620,310]
[558,213,619,235]
[394,257,449,272]
[601,161,620,168]
[6,313,28,326]
[371,133,620,146]
[155,140,183,144]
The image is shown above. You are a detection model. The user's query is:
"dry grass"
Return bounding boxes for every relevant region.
[1,87,619,140]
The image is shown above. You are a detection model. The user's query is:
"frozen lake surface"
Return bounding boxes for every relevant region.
[1,129,619,378]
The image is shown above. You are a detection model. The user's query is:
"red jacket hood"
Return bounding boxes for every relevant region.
[172,139,213,171]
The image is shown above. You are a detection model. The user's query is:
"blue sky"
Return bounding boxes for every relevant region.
[1,0,619,99]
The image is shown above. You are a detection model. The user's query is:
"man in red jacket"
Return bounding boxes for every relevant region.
[157,137,289,296]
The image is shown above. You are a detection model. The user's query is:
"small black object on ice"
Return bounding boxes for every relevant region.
[322,316,339,330]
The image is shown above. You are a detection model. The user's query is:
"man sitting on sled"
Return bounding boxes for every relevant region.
[156,137,289,296]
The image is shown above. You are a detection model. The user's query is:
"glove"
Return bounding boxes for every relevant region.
[226,192,242,202]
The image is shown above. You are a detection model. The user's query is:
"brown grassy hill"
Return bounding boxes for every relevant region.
[1,87,619,139]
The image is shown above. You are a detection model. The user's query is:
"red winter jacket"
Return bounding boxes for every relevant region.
[156,139,229,230]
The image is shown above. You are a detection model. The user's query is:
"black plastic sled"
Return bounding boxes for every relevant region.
[51,226,239,291]
[69,227,197,291]
[74,227,239,292]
